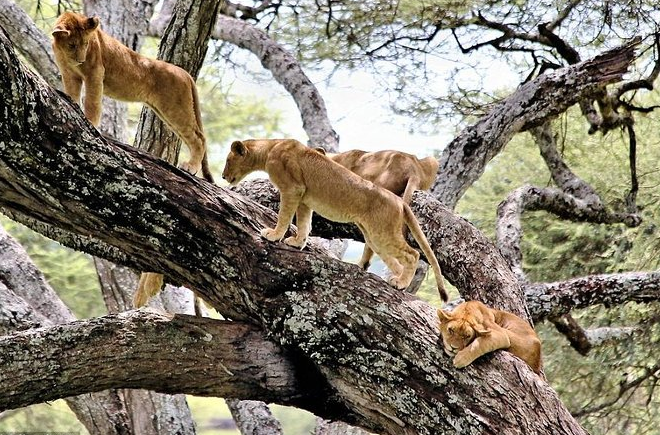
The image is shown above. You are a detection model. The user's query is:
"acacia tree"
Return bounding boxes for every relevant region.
[2,8,654,433]
[1,0,660,433]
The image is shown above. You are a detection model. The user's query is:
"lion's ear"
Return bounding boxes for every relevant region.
[52,25,71,38]
[231,140,247,156]
[437,308,453,323]
[86,16,100,30]
[474,325,491,336]
[314,147,327,155]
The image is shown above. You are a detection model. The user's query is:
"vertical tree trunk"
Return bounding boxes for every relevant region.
[83,1,196,433]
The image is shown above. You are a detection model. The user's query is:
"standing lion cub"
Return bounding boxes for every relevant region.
[437,300,542,374]
[51,11,213,182]
[222,139,448,301]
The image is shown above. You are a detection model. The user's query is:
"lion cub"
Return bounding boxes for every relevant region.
[51,11,213,182]
[320,148,438,269]
[437,300,542,374]
[222,139,448,301]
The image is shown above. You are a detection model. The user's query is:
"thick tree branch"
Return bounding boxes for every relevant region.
[0,31,587,434]
[0,224,134,434]
[526,271,660,321]
[0,312,307,410]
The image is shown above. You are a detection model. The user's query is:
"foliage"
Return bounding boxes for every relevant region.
[0,401,86,434]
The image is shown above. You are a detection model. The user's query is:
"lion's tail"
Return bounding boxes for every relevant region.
[190,78,214,183]
[403,203,448,302]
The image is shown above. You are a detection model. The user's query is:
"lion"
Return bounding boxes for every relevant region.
[317,148,438,269]
[222,139,448,301]
[437,300,542,374]
[51,11,213,182]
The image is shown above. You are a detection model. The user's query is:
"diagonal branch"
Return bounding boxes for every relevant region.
[431,38,640,207]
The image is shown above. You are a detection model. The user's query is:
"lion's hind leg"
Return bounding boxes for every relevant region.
[374,236,418,290]
[387,242,419,290]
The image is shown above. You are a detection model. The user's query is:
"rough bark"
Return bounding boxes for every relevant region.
[94,259,198,435]
[85,1,199,432]
[431,38,639,207]
[149,1,340,151]
[315,418,371,435]
[526,272,660,321]
[0,312,306,410]
[0,33,587,434]
[225,399,283,435]
[135,2,281,430]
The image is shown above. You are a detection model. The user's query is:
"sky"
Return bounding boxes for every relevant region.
[222,52,455,158]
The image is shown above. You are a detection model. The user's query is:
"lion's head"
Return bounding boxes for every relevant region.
[52,12,100,65]
[222,140,256,185]
[437,306,491,356]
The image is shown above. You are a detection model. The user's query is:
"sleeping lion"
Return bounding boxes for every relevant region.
[437,300,542,374]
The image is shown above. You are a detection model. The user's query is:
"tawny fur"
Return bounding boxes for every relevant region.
[51,11,213,182]
[222,139,447,301]
[437,300,542,374]
[320,148,439,269]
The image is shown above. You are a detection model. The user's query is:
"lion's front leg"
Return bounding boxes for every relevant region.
[61,71,83,106]
[284,204,312,249]
[453,329,511,369]
[83,72,104,126]
[261,188,303,242]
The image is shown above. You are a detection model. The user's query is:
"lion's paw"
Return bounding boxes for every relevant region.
[453,351,472,369]
[261,227,283,242]
[179,160,202,177]
[388,276,408,290]
[284,236,307,249]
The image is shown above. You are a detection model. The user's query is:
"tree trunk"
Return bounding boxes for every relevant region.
[0,31,593,433]
[149,0,340,151]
